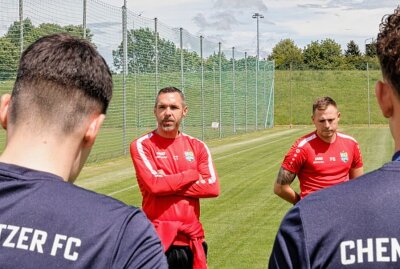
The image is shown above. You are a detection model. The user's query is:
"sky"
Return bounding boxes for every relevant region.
[107,0,397,58]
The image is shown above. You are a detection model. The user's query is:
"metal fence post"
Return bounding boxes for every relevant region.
[180,27,185,132]
[232,47,236,134]
[262,60,266,129]
[245,52,248,132]
[219,42,222,138]
[367,62,371,127]
[83,0,87,38]
[255,60,259,130]
[200,35,205,140]
[19,0,23,54]
[154,17,158,95]
[213,63,216,123]
[122,2,128,155]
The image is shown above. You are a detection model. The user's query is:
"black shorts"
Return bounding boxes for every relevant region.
[165,242,208,269]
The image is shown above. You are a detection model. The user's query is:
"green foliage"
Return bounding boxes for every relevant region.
[0,18,92,80]
[204,52,230,71]
[268,39,303,70]
[112,28,241,74]
[344,41,364,69]
[365,40,377,57]
[345,40,361,57]
[0,37,19,80]
[303,38,343,69]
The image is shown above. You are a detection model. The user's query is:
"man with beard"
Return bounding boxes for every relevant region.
[273,96,364,204]
[130,87,220,269]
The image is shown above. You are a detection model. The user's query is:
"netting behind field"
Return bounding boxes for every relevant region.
[274,68,384,126]
[0,0,275,162]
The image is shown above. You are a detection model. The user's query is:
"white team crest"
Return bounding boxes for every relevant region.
[185,151,195,162]
[340,151,349,163]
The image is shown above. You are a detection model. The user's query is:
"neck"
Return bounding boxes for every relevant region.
[0,130,81,181]
[156,128,180,139]
[317,132,337,144]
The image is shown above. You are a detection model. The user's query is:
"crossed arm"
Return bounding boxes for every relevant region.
[273,167,300,205]
[131,140,219,198]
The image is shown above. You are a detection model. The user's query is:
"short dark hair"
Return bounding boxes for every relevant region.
[312,96,337,114]
[376,6,400,95]
[154,87,186,107]
[10,33,113,133]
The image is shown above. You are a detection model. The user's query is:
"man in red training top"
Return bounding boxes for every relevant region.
[273,96,363,205]
[130,86,220,269]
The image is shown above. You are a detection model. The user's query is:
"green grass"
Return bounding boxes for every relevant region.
[76,125,393,268]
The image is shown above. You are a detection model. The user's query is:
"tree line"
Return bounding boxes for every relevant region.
[0,20,379,81]
[0,19,90,80]
[268,38,379,70]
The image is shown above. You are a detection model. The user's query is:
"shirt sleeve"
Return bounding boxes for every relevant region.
[130,140,199,196]
[281,141,308,175]
[176,142,220,198]
[351,141,363,169]
[112,209,168,269]
[268,206,310,269]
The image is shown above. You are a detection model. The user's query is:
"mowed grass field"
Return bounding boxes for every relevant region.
[76,125,393,268]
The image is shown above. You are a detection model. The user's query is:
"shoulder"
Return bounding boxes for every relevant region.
[53,182,141,221]
[293,132,318,148]
[181,133,209,148]
[133,131,155,144]
[336,132,358,143]
[131,131,156,150]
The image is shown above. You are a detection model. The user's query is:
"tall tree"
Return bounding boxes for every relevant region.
[0,37,19,80]
[365,40,377,57]
[1,19,92,80]
[268,39,303,69]
[345,40,361,57]
[303,38,343,69]
[113,28,196,74]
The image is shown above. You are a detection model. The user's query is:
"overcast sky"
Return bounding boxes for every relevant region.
[106,0,397,57]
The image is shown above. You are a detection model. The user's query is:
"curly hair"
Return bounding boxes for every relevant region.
[376,6,400,94]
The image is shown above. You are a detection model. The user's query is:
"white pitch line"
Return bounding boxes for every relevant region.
[107,184,138,196]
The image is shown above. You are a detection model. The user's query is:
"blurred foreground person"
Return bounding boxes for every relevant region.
[269,6,400,269]
[0,33,167,268]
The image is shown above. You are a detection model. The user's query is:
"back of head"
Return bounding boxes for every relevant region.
[11,33,113,134]
[376,6,400,95]
[312,96,337,114]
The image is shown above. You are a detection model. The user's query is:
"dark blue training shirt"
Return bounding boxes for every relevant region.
[0,162,167,268]
[269,157,400,269]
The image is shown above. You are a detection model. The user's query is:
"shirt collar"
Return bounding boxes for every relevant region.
[392,151,400,161]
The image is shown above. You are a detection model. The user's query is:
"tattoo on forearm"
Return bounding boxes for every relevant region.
[276,167,296,185]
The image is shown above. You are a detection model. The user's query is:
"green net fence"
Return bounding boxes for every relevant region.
[0,0,275,162]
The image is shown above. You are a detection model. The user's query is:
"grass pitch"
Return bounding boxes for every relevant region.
[76,125,393,268]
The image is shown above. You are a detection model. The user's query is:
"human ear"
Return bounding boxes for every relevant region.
[0,94,11,130]
[375,80,393,118]
[83,114,105,148]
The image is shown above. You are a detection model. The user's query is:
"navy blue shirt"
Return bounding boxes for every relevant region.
[0,162,167,268]
[269,158,400,268]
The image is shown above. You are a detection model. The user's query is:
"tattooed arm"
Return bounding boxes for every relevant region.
[273,167,301,205]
